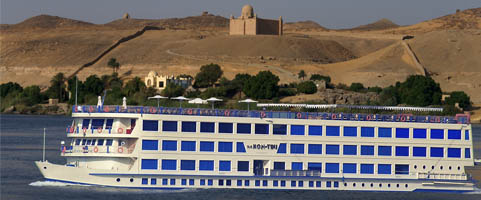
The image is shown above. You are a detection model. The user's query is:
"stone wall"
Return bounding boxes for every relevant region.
[256,18,280,35]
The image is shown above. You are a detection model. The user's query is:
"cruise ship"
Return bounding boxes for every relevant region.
[35,103,475,192]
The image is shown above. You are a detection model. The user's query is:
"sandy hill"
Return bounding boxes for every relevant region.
[351,18,399,31]
[284,20,327,31]
[4,14,97,30]
[105,15,228,30]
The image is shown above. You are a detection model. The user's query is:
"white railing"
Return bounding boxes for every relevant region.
[66,126,135,135]
[417,172,467,180]
[62,145,135,155]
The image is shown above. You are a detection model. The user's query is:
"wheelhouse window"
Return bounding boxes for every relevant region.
[91,119,104,129]
[82,119,90,129]
[105,119,114,129]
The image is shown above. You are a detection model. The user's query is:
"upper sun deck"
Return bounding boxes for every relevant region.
[72,105,471,125]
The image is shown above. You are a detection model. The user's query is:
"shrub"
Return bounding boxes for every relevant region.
[297,81,317,94]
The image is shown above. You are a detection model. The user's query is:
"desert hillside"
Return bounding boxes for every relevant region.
[350,18,399,31]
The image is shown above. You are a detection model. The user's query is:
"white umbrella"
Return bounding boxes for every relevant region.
[238,98,258,112]
[206,97,223,109]
[171,96,190,108]
[188,98,207,108]
[148,95,168,107]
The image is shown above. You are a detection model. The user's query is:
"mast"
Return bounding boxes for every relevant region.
[42,128,46,162]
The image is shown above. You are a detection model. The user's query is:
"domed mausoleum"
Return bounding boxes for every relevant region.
[229,5,283,36]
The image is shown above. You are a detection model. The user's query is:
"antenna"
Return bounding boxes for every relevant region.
[75,77,78,106]
[42,128,46,162]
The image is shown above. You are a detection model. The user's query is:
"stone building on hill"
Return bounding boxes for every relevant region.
[144,71,192,92]
[229,5,283,36]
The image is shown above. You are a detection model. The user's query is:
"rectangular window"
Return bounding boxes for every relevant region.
[153,178,158,185]
[430,147,444,157]
[162,121,177,132]
[413,147,426,157]
[106,139,113,146]
[181,121,196,132]
[182,179,187,186]
[219,123,233,134]
[162,140,177,151]
[199,141,214,152]
[142,178,148,185]
[395,164,409,175]
[262,180,267,187]
[308,125,322,136]
[200,122,215,133]
[82,119,90,129]
[308,162,322,172]
[396,128,409,138]
[255,124,269,134]
[219,160,231,171]
[91,119,104,129]
[291,181,296,187]
[181,141,196,151]
[280,180,285,187]
[162,178,168,185]
[237,180,242,186]
[343,145,357,155]
[218,142,233,152]
[291,162,303,170]
[277,143,287,154]
[208,179,213,186]
[290,125,305,135]
[141,159,158,170]
[189,179,194,186]
[378,164,391,174]
[273,124,287,135]
[180,160,195,170]
[360,127,374,137]
[325,163,339,173]
[361,145,374,155]
[413,128,427,139]
[378,146,391,156]
[97,139,104,146]
[448,130,461,140]
[465,148,471,158]
[199,160,214,171]
[105,119,113,129]
[395,146,409,156]
[360,164,374,174]
[448,148,461,158]
[326,181,331,187]
[290,143,305,154]
[378,127,392,138]
[274,162,285,170]
[308,144,322,154]
[142,120,158,131]
[430,129,444,139]
[142,140,158,150]
[238,161,249,172]
[343,163,356,174]
[326,126,340,136]
[170,179,175,185]
[326,144,339,155]
[465,130,469,140]
[237,123,251,134]
[344,126,357,137]
[236,142,246,153]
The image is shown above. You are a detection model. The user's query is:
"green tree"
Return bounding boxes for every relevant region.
[21,85,42,105]
[194,63,223,88]
[379,86,399,106]
[107,58,120,73]
[367,86,383,94]
[243,71,279,99]
[310,74,331,83]
[298,70,306,80]
[297,81,317,94]
[47,73,67,101]
[84,75,104,96]
[0,82,22,97]
[123,77,146,97]
[349,82,365,92]
[161,83,185,97]
[398,75,442,106]
[445,91,471,110]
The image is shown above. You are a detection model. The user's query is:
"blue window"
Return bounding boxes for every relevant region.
[308,144,322,154]
[170,179,175,185]
[308,162,322,172]
[162,140,177,151]
[200,122,214,133]
[91,119,104,129]
[316,181,321,187]
[255,124,269,134]
[326,163,339,173]
[395,164,409,175]
[273,124,287,135]
[237,180,243,186]
[326,126,340,136]
[180,160,195,170]
[326,181,331,187]
[395,146,409,156]
[298,181,304,187]
[244,180,250,187]
[200,179,206,186]
[396,128,409,138]
[448,148,461,158]
[218,142,233,152]
[448,130,461,140]
[280,180,285,187]
[343,163,356,174]
[344,126,357,137]
[162,179,168,185]
[142,120,158,131]
[82,119,90,129]
[105,119,113,129]
[290,144,305,154]
[378,164,391,174]
[181,141,196,151]
[162,121,177,132]
[465,148,471,158]
[208,179,213,186]
[361,145,374,155]
[430,147,444,157]
[161,159,176,170]
[274,162,285,170]
[360,127,374,137]
[413,128,427,139]
[378,127,392,138]
[199,160,214,171]
[308,125,322,136]
[189,179,194,186]
[219,160,231,171]
[152,178,157,185]
[431,129,444,139]
[292,162,303,170]
[277,143,286,154]
[262,180,267,187]
[326,144,339,155]
[181,121,196,132]
[219,123,233,134]
[274,180,279,187]
[199,141,214,152]
[237,123,251,134]
[255,180,260,187]
[142,178,148,185]
[142,140,158,150]
[334,181,339,188]
[360,164,374,174]
[141,159,158,170]
[238,161,249,172]
[378,146,391,156]
[413,147,426,157]
[343,145,357,155]
[181,179,187,185]
[291,181,296,187]
[236,142,246,153]
[465,130,469,140]
[291,125,305,135]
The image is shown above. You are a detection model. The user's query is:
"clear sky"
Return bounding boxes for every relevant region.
[1,0,479,29]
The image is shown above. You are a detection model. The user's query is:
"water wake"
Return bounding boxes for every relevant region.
[29,181,89,187]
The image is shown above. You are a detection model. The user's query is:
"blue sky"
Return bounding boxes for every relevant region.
[1,0,479,28]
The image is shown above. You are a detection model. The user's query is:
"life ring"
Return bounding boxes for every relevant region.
[400,116,406,122]
[103,106,109,112]
[332,114,337,120]
[150,107,156,114]
[297,112,302,119]
[260,112,266,118]
[97,127,102,133]
[224,110,230,116]
[82,127,87,133]
[366,115,371,121]
[89,106,94,113]
[93,146,99,153]
[117,128,123,134]
[118,147,123,153]
[436,117,441,123]
[70,127,74,133]
[66,127,69,133]
[188,109,193,115]
[74,106,78,112]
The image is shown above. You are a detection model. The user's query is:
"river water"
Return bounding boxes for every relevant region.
[1,114,480,200]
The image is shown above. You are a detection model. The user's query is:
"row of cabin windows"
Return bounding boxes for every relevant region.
[142,120,469,140]
[81,119,114,129]
[141,140,471,159]
[74,138,113,146]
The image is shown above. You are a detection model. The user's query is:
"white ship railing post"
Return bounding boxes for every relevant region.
[42,128,46,162]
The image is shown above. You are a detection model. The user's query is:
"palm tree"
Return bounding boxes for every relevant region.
[50,73,66,101]
[298,70,306,80]
[108,58,120,73]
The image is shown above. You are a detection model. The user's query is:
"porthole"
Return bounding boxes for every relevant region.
[440,166,443,170]
[362,183,365,187]
[43,167,47,169]
[387,184,390,188]
[449,166,452,170]
[405,184,408,188]
[423,165,426,170]
[116,178,120,182]
[353,183,356,187]
[130,178,134,182]
[414,165,417,169]
[431,166,434,170]
[344,183,347,187]
[396,184,400,188]
[379,183,382,187]
[370,183,373,187]
[458,166,461,170]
